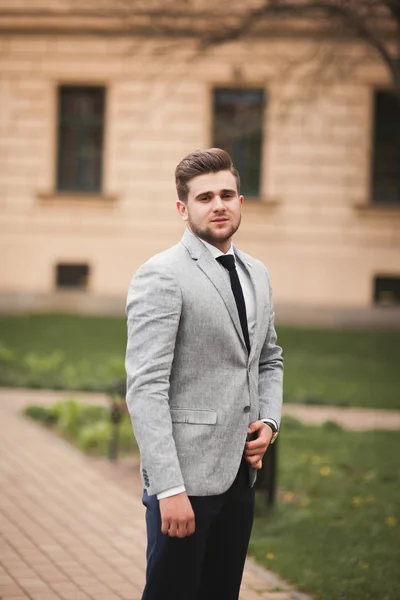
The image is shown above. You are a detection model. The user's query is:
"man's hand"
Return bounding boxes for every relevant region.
[244,421,273,469]
[159,492,195,538]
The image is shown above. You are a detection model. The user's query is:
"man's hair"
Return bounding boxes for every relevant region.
[175,148,240,202]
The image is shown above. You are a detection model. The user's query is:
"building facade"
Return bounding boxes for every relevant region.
[1,3,399,313]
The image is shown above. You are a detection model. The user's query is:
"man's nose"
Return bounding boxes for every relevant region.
[213,195,225,210]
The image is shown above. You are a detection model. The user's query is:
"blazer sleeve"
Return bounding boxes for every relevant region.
[258,270,284,428]
[125,260,184,496]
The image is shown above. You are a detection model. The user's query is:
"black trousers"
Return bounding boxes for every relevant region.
[141,460,255,600]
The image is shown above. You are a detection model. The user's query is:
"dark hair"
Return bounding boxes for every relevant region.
[175,148,240,202]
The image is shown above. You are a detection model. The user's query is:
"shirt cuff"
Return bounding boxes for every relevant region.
[262,418,278,431]
[157,485,186,500]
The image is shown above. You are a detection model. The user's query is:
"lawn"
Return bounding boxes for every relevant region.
[1,313,400,408]
[278,326,400,409]
[250,419,400,600]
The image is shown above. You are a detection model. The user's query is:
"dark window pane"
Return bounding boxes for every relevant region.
[213,88,265,197]
[374,275,400,305]
[56,264,89,290]
[372,91,400,204]
[57,86,105,192]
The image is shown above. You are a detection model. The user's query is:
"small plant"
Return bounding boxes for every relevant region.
[77,421,112,454]
[24,405,56,425]
[23,399,137,458]
[282,415,304,430]
[323,420,343,432]
[0,343,15,365]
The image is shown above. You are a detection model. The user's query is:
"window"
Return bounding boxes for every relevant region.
[56,264,90,290]
[213,88,265,197]
[374,275,400,305]
[57,86,105,192]
[371,91,400,204]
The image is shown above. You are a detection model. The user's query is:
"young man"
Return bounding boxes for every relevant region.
[125,148,283,600]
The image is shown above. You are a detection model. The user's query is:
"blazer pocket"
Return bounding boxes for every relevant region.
[170,408,217,425]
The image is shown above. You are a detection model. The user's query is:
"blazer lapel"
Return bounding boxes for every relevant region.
[234,247,265,362]
[181,229,247,351]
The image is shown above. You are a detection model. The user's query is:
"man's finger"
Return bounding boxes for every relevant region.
[245,454,263,467]
[246,440,265,450]
[247,430,271,447]
[187,516,196,536]
[176,519,189,538]
[167,521,178,537]
[161,518,170,535]
[248,420,266,433]
[245,446,267,456]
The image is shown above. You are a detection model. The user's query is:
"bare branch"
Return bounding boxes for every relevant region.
[198,1,399,94]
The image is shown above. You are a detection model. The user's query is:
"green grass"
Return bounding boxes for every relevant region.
[279,327,400,409]
[1,314,400,408]
[0,313,127,362]
[250,419,400,600]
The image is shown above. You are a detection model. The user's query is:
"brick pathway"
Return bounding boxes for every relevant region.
[0,389,310,600]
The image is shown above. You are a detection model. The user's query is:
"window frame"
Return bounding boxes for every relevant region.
[210,84,267,201]
[370,88,400,206]
[56,84,106,194]
[373,274,400,306]
[55,263,90,291]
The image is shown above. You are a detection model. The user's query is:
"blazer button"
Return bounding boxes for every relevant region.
[243,405,250,413]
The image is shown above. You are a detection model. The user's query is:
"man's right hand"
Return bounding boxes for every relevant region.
[159,492,195,538]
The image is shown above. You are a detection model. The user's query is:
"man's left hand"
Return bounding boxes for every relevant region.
[244,421,273,469]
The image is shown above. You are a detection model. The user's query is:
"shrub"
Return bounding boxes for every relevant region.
[50,400,83,438]
[282,415,304,430]
[23,399,137,458]
[117,415,138,454]
[322,420,343,432]
[77,421,112,454]
[24,405,57,425]
[0,343,16,365]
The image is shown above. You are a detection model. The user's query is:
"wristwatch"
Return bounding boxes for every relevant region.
[264,421,279,444]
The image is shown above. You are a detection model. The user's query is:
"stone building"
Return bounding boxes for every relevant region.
[0,1,399,316]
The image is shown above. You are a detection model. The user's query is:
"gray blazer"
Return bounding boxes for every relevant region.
[125,228,283,497]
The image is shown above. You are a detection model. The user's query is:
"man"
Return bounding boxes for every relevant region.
[125,148,283,600]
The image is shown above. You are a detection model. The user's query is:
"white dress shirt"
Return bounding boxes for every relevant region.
[157,238,278,500]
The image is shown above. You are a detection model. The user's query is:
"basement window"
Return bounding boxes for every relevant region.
[56,264,89,290]
[374,276,400,305]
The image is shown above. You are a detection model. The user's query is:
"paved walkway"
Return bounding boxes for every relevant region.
[283,403,400,430]
[0,389,310,600]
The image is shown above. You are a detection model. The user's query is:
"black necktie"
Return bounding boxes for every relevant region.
[216,254,250,354]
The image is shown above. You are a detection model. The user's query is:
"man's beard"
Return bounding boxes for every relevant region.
[187,213,241,246]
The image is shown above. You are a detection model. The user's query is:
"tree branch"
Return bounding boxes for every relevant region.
[199,1,399,93]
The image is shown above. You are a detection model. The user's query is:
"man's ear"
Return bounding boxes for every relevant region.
[176,200,188,221]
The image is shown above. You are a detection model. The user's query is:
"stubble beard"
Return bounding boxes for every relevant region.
[187,213,241,247]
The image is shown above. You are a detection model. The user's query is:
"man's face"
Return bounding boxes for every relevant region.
[176,170,243,252]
